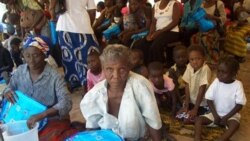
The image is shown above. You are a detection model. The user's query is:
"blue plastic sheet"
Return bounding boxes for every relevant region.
[66,130,124,141]
[0,90,47,130]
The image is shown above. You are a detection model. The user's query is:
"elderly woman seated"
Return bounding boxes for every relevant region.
[2,36,77,141]
[80,44,163,141]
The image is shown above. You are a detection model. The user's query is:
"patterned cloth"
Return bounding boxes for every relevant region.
[191,30,221,65]
[39,119,77,141]
[23,36,50,56]
[58,32,99,86]
[224,23,250,57]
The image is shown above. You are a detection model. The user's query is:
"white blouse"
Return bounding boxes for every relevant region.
[81,72,162,141]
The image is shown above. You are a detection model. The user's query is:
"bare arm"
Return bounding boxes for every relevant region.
[27,108,59,128]
[147,124,162,141]
[222,104,243,120]
[92,9,106,29]
[193,85,207,111]
[207,100,219,119]
[49,0,57,21]
[88,9,96,26]
[160,2,181,32]
[184,83,190,111]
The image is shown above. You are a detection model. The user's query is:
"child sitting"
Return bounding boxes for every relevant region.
[224,7,250,62]
[129,48,148,78]
[177,45,212,123]
[167,45,188,105]
[194,56,247,141]
[10,38,23,67]
[148,61,176,116]
[0,42,14,84]
[119,0,151,46]
[86,49,104,92]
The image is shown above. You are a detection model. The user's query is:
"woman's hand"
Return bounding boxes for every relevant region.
[3,90,18,104]
[27,112,46,129]
[150,30,162,40]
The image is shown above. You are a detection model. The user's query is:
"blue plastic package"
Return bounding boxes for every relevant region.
[192,8,215,32]
[49,21,58,46]
[0,90,47,130]
[103,24,121,41]
[131,30,149,40]
[66,130,124,141]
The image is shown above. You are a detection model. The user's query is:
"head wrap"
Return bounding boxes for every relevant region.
[23,36,51,56]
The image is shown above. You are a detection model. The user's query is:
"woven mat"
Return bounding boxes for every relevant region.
[160,110,225,141]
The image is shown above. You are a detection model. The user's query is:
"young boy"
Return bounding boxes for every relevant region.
[167,45,188,103]
[194,56,247,141]
[148,61,176,116]
[177,45,212,122]
[0,42,14,84]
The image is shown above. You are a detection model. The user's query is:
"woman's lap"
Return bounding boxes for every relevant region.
[39,119,78,141]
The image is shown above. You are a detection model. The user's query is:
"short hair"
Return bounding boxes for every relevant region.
[188,45,206,57]
[218,56,240,75]
[88,48,100,57]
[97,1,105,9]
[173,45,187,57]
[10,38,22,46]
[100,44,130,65]
[148,61,163,72]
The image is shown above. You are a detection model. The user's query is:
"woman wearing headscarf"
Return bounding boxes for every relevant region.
[2,36,77,141]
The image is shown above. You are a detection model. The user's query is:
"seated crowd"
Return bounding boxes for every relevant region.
[0,0,249,141]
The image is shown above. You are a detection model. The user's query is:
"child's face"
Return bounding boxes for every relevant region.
[189,51,205,71]
[217,63,235,83]
[129,0,140,13]
[130,52,142,68]
[87,55,101,74]
[148,69,164,88]
[11,44,20,52]
[97,6,102,12]
[174,49,188,67]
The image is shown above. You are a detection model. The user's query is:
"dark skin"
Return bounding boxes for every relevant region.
[203,0,221,23]
[146,0,181,41]
[90,57,162,141]
[194,63,243,141]
[148,69,177,117]
[119,0,152,45]
[3,47,59,129]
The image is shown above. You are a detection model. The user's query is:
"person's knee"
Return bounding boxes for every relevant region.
[227,120,240,129]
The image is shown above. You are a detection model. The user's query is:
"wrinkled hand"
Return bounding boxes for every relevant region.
[187,108,198,119]
[27,113,45,129]
[3,90,18,104]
